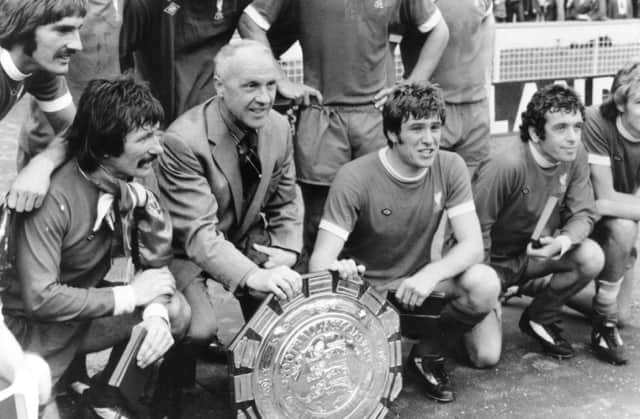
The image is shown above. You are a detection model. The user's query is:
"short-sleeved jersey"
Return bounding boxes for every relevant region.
[245,0,441,105]
[473,140,597,261]
[0,48,72,121]
[320,148,475,284]
[582,106,640,195]
[393,0,493,103]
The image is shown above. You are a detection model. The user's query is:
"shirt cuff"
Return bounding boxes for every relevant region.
[556,235,573,257]
[112,285,137,316]
[142,303,170,325]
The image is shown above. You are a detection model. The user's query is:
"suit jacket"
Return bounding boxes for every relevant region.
[156,97,303,292]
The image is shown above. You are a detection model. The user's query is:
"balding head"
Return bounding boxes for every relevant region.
[214,39,277,82]
[213,39,280,129]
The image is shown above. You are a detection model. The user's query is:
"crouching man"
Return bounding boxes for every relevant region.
[309,83,501,403]
[0,75,191,419]
[572,62,640,364]
[156,40,303,346]
[473,84,603,360]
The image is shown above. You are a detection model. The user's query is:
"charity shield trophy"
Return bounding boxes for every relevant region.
[228,271,402,419]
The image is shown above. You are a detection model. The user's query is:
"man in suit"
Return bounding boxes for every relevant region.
[156,39,303,347]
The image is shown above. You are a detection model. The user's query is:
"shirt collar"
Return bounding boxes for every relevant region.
[218,99,253,142]
[379,147,429,183]
[616,116,640,143]
[0,48,30,82]
[528,141,559,168]
[77,162,137,232]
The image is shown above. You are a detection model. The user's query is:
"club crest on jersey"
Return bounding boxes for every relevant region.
[164,1,180,15]
[374,0,385,8]
[434,191,442,211]
[381,208,392,216]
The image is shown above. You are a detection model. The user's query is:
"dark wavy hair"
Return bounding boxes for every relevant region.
[600,61,640,122]
[67,74,164,172]
[0,0,86,54]
[519,84,585,142]
[382,82,446,147]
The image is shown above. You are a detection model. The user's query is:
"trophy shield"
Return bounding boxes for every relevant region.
[228,271,402,419]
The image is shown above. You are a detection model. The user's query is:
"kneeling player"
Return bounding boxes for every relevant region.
[1,76,191,418]
[574,62,640,364]
[473,84,603,360]
[310,83,501,403]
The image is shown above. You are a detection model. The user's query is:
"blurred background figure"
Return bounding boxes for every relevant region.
[119,0,297,126]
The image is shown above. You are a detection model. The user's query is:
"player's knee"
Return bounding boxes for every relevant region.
[186,321,219,346]
[572,239,605,279]
[602,218,638,251]
[468,345,501,369]
[167,292,192,341]
[460,264,501,312]
[183,304,219,346]
[466,305,502,369]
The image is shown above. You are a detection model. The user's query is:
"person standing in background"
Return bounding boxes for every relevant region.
[393,0,494,173]
[120,0,298,125]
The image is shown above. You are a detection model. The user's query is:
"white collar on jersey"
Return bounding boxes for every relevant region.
[0,48,30,82]
[379,147,429,183]
[616,116,640,143]
[528,141,560,168]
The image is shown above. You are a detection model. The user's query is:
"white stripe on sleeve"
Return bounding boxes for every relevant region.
[447,200,476,218]
[587,153,611,166]
[243,5,271,31]
[318,219,351,241]
[418,7,442,33]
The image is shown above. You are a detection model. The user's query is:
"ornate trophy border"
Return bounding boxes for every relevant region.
[228,271,402,419]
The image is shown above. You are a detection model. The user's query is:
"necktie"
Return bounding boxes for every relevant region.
[237,130,262,202]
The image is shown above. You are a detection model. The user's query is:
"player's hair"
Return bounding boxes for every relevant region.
[382,82,446,148]
[68,74,164,172]
[600,61,640,121]
[519,84,585,143]
[214,39,276,81]
[0,0,86,54]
